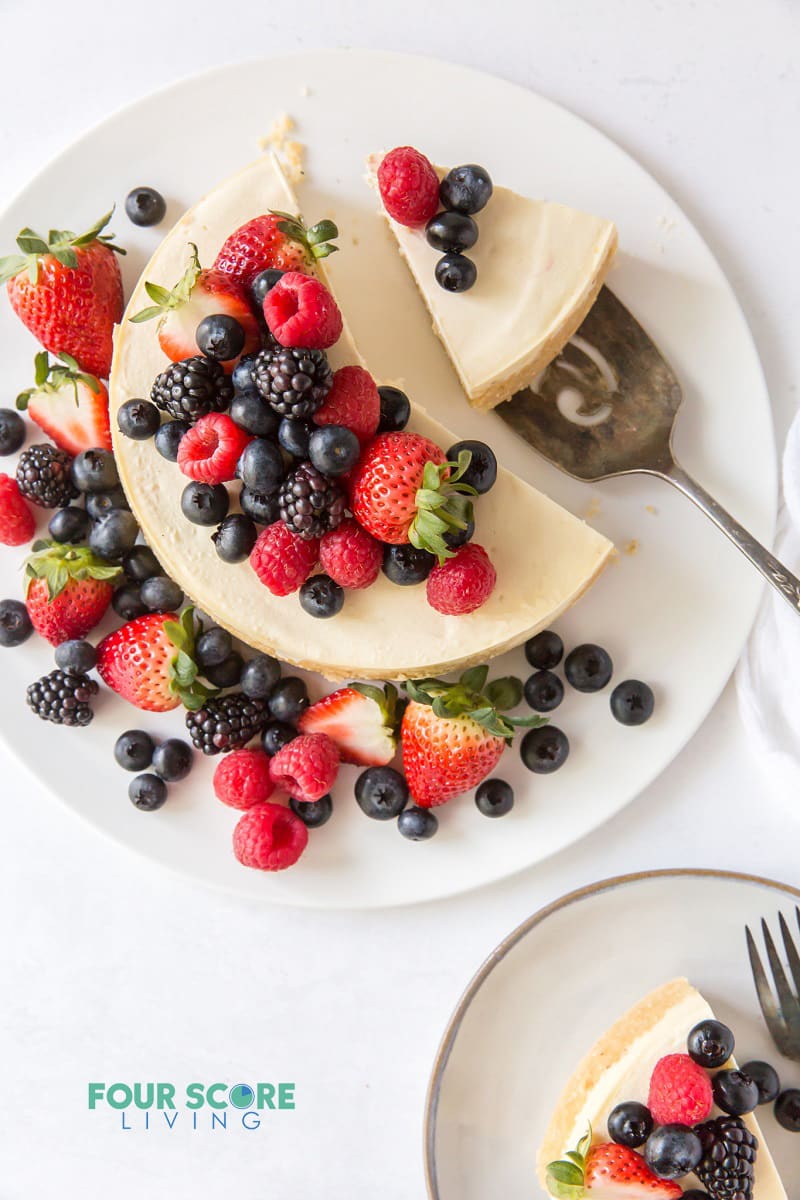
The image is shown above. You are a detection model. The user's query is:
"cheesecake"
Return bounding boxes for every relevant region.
[368,154,617,412]
[539,978,787,1199]
[110,155,612,681]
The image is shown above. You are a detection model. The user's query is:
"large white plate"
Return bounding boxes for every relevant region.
[426,870,800,1197]
[0,51,775,908]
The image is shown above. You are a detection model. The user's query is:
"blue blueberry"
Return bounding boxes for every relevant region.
[139,575,184,613]
[129,773,168,810]
[122,544,161,582]
[474,778,513,817]
[564,643,613,692]
[520,726,569,773]
[308,425,360,477]
[237,438,284,494]
[261,720,297,756]
[610,680,654,726]
[290,794,333,828]
[607,1101,653,1148]
[115,729,155,771]
[152,738,193,782]
[524,630,563,670]
[212,513,258,563]
[398,806,438,841]
[195,314,246,362]
[524,670,564,713]
[125,186,166,227]
[71,448,119,494]
[154,419,189,461]
[89,509,140,561]
[382,544,435,585]
[355,767,408,820]
[55,639,97,673]
[435,253,477,293]
[49,505,90,544]
[643,1124,702,1179]
[195,626,233,668]
[299,573,344,618]
[181,481,229,525]
[446,440,497,494]
[0,408,25,455]
[268,676,308,722]
[439,164,493,215]
[231,391,280,438]
[0,598,32,647]
[425,210,478,253]
[118,398,160,440]
[240,654,281,699]
[377,386,411,433]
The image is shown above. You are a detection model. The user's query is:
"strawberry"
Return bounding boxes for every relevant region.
[130,243,260,366]
[401,667,541,807]
[96,607,216,713]
[546,1129,682,1199]
[0,475,35,547]
[0,212,124,378]
[350,433,476,561]
[213,211,339,288]
[298,684,399,766]
[16,351,111,454]
[24,540,121,644]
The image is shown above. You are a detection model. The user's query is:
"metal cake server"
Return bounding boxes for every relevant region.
[497,286,800,612]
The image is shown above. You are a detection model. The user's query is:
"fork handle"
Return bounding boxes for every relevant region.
[662,462,800,613]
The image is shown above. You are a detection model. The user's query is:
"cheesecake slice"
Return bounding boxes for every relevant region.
[539,978,787,1199]
[368,155,617,412]
[110,155,612,680]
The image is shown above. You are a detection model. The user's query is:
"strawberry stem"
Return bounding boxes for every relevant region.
[130,243,202,324]
[163,607,220,711]
[24,539,122,601]
[271,209,340,260]
[16,351,102,411]
[405,666,545,741]
[0,210,125,286]
[545,1127,592,1200]
[409,450,478,564]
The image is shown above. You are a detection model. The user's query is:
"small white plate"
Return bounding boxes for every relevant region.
[0,51,775,907]
[426,869,800,1197]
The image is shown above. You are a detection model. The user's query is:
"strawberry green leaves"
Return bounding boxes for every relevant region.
[163,607,219,712]
[406,665,545,741]
[0,210,125,286]
[409,449,477,563]
[24,539,122,601]
[130,243,202,324]
[271,210,339,260]
[16,351,102,411]
[545,1127,592,1200]
[351,682,401,732]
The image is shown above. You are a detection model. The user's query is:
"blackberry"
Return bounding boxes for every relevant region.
[151,355,234,423]
[185,692,269,755]
[16,444,79,508]
[694,1116,757,1200]
[254,346,333,420]
[278,462,346,539]
[26,669,98,727]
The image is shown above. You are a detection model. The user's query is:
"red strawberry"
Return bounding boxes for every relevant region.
[263,271,343,350]
[426,543,496,615]
[176,412,251,484]
[0,212,124,378]
[130,244,260,367]
[298,684,399,766]
[313,365,380,445]
[377,147,440,228]
[213,210,339,288]
[0,475,35,547]
[250,522,319,597]
[16,351,111,455]
[24,541,121,644]
[648,1054,713,1126]
[546,1130,682,1199]
[318,519,382,590]
[96,607,214,713]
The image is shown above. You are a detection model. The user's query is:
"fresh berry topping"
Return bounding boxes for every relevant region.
[263,271,343,351]
[196,314,246,362]
[125,545,161,582]
[16,351,112,455]
[278,462,346,540]
[214,211,338,288]
[253,345,333,420]
[377,385,411,433]
[694,1116,757,1200]
[154,418,190,461]
[212,513,258,563]
[24,541,119,644]
[89,509,140,562]
[240,654,281,699]
[48,506,90,545]
[0,598,33,647]
[687,1020,734,1069]
[151,355,234,424]
[213,747,274,809]
[129,773,168,811]
[299,684,399,766]
[426,210,478,253]
[435,253,477,292]
[112,584,147,621]
[114,729,155,772]
[565,643,614,692]
[0,408,26,456]
[97,608,212,713]
[313,365,381,445]
[202,651,242,689]
[355,765,409,819]
[125,186,166,227]
[70,447,118,494]
[398,806,439,840]
[231,391,280,438]
[278,417,312,458]
[299,573,344,618]
[739,1060,780,1104]
[611,680,655,726]
[426,543,496,615]
[185,692,270,755]
[377,147,440,228]
[445,440,497,494]
[240,483,282,525]
[267,676,309,723]
[439,164,493,215]
[648,1054,714,1127]
[547,1131,683,1200]
[643,1125,703,1180]
[181,480,230,525]
[0,474,35,545]
[524,670,564,712]
[118,398,161,441]
[269,732,339,803]
[251,269,286,305]
[711,1069,759,1117]
[382,543,436,585]
[232,801,309,871]
[176,412,251,484]
[250,521,319,596]
[774,1087,800,1131]
[26,668,98,726]
[237,437,285,494]
[16,444,78,508]
[319,519,382,590]
[308,425,360,477]
[525,629,564,670]
[474,777,514,817]
[152,738,193,782]
[520,726,569,773]
[290,794,333,828]
[262,720,297,757]
[139,576,184,613]
[54,638,97,673]
[195,631,231,677]
[608,1102,654,1149]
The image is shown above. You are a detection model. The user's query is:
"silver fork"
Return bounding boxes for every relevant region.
[746,908,800,1061]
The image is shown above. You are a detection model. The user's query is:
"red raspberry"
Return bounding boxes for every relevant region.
[233,801,309,871]
[319,519,382,590]
[177,413,251,484]
[377,146,440,227]
[213,748,274,810]
[0,474,36,546]
[250,521,320,596]
[314,365,380,445]
[426,543,496,615]
[263,271,343,350]
[268,732,339,802]
[648,1053,713,1126]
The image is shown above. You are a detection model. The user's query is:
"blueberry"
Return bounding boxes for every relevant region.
[231,354,259,392]
[278,417,313,459]
[643,1124,702,1179]
[426,210,479,253]
[261,720,297,756]
[195,626,233,668]
[737,1060,779,1105]
[564,643,613,692]
[377,386,411,433]
[117,398,160,440]
[239,486,280,525]
[299,573,344,618]
[240,654,281,699]
[54,639,97,673]
[112,582,147,620]
[475,778,513,817]
[355,767,409,820]
[122,544,161,582]
[398,806,438,841]
[237,438,284,494]
[251,269,285,306]
[114,729,155,771]
[687,1019,734,1068]
[231,390,280,438]
[775,1087,800,1131]
[439,164,493,215]
[443,515,474,549]
[86,487,130,521]
[268,676,309,722]
[152,738,193,782]
[196,314,246,362]
[129,772,168,811]
[308,425,360,477]
[181,481,229,525]
[140,575,184,613]
[89,509,140,561]
[712,1069,760,1116]
[520,726,569,773]
[524,670,564,713]
[524,630,564,670]
[0,408,25,455]
[290,794,333,828]
[212,513,258,563]
[446,440,497,493]
[435,253,477,293]
[70,448,119,494]
[154,418,190,461]
[49,505,90,544]
[610,680,654,726]
[0,598,33,647]
[382,543,435,585]
[125,186,166,227]
[607,1101,653,1148]
[204,651,244,688]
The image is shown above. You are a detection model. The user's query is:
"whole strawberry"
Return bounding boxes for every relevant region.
[0,211,124,378]
[0,475,35,547]
[546,1129,682,1199]
[24,540,121,644]
[97,607,215,713]
[16,351,111,455]
[213,210,339,288]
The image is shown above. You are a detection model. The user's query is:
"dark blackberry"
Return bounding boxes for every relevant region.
[150,355,234,423]
[278,462,346,540]
[185,692,270,755]
[26,669,98,726]
[694,1116,757,1200]
[16,444,79,508]
[253,346,333,420]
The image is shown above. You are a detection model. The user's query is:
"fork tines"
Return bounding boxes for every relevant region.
[746,906,800,1060]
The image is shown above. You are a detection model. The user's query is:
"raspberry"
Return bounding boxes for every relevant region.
[268,732,339,802]
[377,146,440,227]
[232,801,309,871]
[213,748,275,810]
[648,1053,713,1126]
[0,474,35,546]
[319,519,382,589]
[250,521,319,596]
[176,412,251,484]
[426,543,496,615]
[313,365,380,445]
[263,272,343,350]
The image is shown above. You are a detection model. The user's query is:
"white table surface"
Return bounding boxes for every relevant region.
[1,2,799,1195]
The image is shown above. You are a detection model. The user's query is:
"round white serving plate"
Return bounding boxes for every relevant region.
[0,51,775,908]
[426,869,800,1197]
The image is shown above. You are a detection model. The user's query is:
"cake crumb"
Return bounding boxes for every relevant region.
[645,505,658,516]
[258,113,305,182]
[584,497,602,520]
[608,547,620,566]
[300,84,311,98]
[623,539,639,556]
